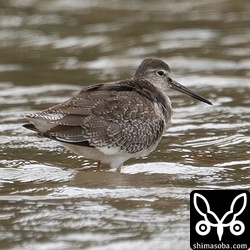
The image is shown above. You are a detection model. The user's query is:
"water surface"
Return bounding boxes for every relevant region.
[0,0,250,249]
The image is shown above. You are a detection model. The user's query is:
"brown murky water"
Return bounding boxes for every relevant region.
[0,0,250,249]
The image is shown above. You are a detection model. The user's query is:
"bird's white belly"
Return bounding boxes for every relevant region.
[60,143,128,168]
[60,142,159,169]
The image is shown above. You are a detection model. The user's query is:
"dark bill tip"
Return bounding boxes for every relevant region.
[170,80,213,105]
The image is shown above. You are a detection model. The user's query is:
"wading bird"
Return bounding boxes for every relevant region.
[23,58,212,172]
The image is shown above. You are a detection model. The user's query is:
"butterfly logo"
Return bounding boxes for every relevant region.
[193,193,247,241]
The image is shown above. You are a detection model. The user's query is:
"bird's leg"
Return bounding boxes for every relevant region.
[116,165,123,173]
[96,160,101,172]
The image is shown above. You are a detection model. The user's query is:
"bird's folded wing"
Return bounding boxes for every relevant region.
[24,81,168,152]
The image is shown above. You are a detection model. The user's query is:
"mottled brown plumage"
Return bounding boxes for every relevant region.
[23,58,212,172]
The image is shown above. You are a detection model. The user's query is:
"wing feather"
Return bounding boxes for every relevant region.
[24,80,172,153]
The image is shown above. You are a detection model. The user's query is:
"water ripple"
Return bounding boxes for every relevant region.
[184,134,250,148]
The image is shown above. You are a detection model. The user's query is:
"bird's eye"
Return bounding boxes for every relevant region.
[157,70,165,76]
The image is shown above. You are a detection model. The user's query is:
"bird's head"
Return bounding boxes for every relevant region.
[135,58,212,105]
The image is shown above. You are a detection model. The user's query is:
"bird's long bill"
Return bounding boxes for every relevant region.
[170,80,213,105]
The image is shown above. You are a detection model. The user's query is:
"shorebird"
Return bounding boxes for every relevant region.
[23,58,212,172]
